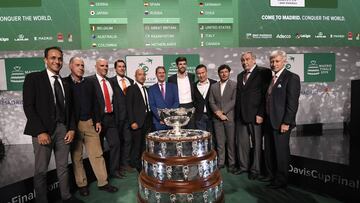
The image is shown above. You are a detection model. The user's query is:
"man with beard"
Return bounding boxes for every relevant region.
[168,57,195,128]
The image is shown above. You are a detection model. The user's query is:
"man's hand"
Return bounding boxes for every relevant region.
[131,122,139,130]
[37,133,51,145]
[64,130,75,144]
[256,115,263,124]
[280,124,290,134]
[220,114,229,121]
[95,122,102,133]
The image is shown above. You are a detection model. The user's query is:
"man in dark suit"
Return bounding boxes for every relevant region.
[235,52,272,179]
[168,56,196,128]
[209,64,237,174]
[126,69,152,172]
[110,59,135,174]
[149,66,179,130]
[87,58,123,179]
[23,47,82,203]
[66,57,118,196]
[264,50,300,189]
[193,64,216,132]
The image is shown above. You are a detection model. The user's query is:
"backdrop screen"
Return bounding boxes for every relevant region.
[0,0,359,51]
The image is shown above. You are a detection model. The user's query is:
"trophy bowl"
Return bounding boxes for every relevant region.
[158,107,195,137]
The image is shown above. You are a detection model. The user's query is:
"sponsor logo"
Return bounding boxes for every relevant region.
[315,32,327,39]
[10,66,26,83]
[0,37,9,42]
[276,34,291,39]
[14,34,29,42]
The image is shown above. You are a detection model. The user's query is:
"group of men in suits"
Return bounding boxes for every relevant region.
[183,51,300,190]
[23,47,300,202]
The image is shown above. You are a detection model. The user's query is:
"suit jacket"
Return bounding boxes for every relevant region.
[65,76,101,124]
[193,78,217,121]
[126,84,149,128]
[116,76,134,94]
[23,70,75,137]
[168,72,195,102]
[110,76,129,125]
[209,79,237,122]
[87,74,116,121]
[235,66,272,123]
[267,69,300,129]
[148,82,179,129]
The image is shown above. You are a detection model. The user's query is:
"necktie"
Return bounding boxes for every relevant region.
[53,76,65,123]
[121,78,127,95]
[102,79,112,113]
[267,75,277,95]
[266,75,277,115]
[160,83,165,99]
[243,71,250,84]
[143,86,149,112]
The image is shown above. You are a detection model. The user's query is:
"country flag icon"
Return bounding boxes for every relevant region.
[57,33,64,42]
[91,25,96,31]
[90,10,95,15]
[89,2,95,6]
[144,2,149,7]
[348,32,353,40]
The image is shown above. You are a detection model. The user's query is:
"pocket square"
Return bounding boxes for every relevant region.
[277,84,282,88]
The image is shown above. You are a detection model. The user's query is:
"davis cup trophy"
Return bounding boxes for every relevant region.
[137,108,224,203]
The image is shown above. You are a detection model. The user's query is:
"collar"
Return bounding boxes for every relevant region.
[177,72,188,78]
[273,67,286,78]
[46,68,58,78]
[136,81,144,89]
[70,74,84,84]
[198,79,209,86]
[220,79,229,85]
[96,73,106,82]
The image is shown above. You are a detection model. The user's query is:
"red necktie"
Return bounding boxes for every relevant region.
[160,83,165,99]
[102,79,112,113]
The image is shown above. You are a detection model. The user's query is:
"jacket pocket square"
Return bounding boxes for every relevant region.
[277,84,282,88]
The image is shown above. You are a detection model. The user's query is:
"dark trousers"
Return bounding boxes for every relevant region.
[130,113,152,172]
[196,113,213,132]
[118,120,132,167]
[100,113,120,176]
[32,123,71,203]
[179,102,195,129]
[236,120,262,174]
[264,120,291,185]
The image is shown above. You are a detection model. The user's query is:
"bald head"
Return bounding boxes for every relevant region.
[95,58,109,77]
[135,68,146,85]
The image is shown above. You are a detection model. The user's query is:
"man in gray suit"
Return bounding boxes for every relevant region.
[209,64,238,174]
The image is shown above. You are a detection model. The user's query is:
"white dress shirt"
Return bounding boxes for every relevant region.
[136,82,150,112]
[116,75,131,91]
[96,73,113,112]
[46,68,65,104]
[197,79,210,112]
[177,73,192,104]
[220,79,228,96]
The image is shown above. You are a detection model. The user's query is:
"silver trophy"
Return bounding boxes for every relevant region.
[158,107,195,136]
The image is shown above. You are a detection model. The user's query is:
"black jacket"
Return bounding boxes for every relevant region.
[23,70,75,136]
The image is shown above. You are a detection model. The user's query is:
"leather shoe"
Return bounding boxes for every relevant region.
[123,165,136,173]
[111,171,125,179]
[63,196,84,203]
[98,184,118,193]
[267,183,287,189]
[78,186,89,196]
[259,176,273,182]
[248,173,258,180]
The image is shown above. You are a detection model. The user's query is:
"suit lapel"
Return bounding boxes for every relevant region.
[41,70,55,105]
[273,69,288,91]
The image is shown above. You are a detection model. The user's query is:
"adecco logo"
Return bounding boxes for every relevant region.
[276,34,291,39]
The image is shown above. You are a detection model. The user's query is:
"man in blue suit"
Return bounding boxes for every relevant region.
[149,66,179,130]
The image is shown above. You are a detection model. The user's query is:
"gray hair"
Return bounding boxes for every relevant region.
[270,50,287,60]
[241,51,256,60]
